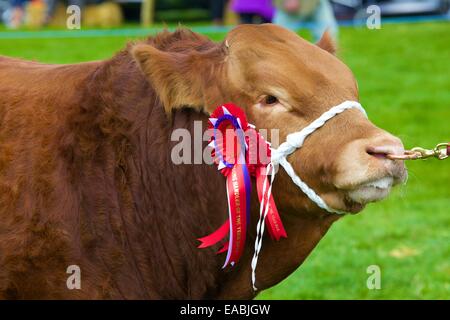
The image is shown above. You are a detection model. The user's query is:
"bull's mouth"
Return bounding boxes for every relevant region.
[346,176,394,206]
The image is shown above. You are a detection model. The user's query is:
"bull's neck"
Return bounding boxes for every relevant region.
[132,109,340,298]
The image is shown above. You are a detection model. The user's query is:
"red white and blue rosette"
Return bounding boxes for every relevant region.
[198,104,287,268]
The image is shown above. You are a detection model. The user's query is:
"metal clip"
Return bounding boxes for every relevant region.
[434,142,449,160]
[387,142,449,161]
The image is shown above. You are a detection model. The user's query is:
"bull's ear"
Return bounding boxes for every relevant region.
[316,30,336,55]
[132,44,222,114]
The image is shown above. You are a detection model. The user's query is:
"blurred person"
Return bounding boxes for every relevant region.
[273,0,338,42]
[210,0,226,26]
[8,0,27,28]
[231,0,274,24]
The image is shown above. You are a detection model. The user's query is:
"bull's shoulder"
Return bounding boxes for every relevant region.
[0,55,103,133]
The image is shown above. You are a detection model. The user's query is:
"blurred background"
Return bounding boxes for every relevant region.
[0,0,449,299]
[1,0,449,29]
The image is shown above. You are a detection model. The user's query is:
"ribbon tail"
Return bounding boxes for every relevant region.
[222,163,251,268]
[265,192,287,240]
[217,242,229,254]
[197,221,229,248]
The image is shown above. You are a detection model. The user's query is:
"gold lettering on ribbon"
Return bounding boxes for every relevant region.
[262,167,280,233]
[269,207,280,232]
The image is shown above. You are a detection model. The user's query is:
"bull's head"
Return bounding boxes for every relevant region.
[132,24,407,215]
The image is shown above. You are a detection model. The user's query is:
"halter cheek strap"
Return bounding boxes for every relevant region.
[251,100,367,291]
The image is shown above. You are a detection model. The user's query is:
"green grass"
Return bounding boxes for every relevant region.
[0,22,449,299]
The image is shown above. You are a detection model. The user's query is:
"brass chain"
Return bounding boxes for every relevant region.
[387,142,449,161]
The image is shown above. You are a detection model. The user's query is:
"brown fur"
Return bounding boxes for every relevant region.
[0,26,404,299]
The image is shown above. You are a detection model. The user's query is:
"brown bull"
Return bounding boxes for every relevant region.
[0,25,406,299]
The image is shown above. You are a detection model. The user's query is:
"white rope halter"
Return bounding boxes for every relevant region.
[251,100,367,291]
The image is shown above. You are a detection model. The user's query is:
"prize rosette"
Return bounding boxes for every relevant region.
[197,104,287,268]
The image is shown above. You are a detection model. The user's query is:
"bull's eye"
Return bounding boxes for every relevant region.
[263,95,278,106]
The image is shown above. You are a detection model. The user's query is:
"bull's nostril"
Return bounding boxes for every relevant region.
[366,144,404,160]
[367,149,388,159]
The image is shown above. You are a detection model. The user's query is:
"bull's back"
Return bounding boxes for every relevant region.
[0,56,100,104]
